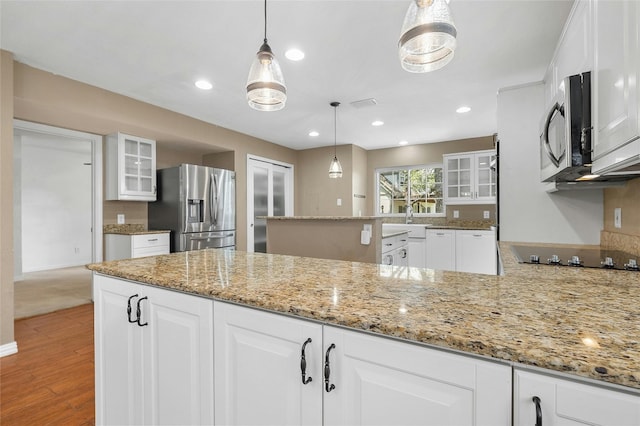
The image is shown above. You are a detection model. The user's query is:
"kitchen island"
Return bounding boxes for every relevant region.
[88,242,640,424]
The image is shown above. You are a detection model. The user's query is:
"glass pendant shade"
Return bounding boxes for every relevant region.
[247,41,287,111]
[399,0,457,73]
[329,156,343,179]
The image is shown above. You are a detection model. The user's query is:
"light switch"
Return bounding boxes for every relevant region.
[453,210,459,219]
[117,214,125,224]
[483,210,490,219]
[337,198,342,206]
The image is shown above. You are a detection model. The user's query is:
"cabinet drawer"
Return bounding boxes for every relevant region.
[132,233,170,249]
[131,245,169,258]
[381,233,409,254]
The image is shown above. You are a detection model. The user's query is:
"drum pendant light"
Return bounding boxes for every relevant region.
[328,102,343,179]
[246,0,287,111]
[398,0,457,73]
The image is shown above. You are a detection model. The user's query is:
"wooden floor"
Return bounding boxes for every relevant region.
[0,303,95,425]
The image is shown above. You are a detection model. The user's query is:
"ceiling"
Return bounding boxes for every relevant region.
[1,0,573,152]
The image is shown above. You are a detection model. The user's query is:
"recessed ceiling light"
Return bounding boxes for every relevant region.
[399,140,409,146]
[308,130,319,137]
[195,80,213,90]
[456,106,471,113]
[372,120,384,126]
[285,48,305,61]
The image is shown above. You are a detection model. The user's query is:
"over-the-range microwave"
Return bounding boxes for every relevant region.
[540,71,592,182]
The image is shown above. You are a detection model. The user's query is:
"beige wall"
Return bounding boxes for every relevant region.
[203,151,235,171]
[603,177,640,237]
[367,136,495,218]
[352,145,368,216]
[1,50,15,346]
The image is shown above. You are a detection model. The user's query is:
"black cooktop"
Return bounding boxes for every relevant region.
[511,245,639,271]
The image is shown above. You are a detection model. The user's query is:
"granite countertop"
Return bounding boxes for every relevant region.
[103,224,170,235]
[87,242,640,391]
[264,216,381,220]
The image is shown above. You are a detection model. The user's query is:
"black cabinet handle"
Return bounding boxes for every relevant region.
[324,343,336,393]
[127,294,139,323]
[532,396,542,426]
[300,338,313,385]
[136,296,148,327]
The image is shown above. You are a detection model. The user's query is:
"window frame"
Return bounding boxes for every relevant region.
[375,163,445,218]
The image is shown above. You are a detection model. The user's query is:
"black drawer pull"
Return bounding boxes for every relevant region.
[300,338,312,385]
[127,294,138,323]
[532,396,542,426]
[136,296,148,327]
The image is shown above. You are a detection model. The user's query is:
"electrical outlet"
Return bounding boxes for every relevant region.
[453,210,459,219]
[117,213,125,224]
[614,208,622,229]
[483,210,490,219]
[337,198,342,206]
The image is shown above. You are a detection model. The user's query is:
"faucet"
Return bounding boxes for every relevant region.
[405,205,413,224]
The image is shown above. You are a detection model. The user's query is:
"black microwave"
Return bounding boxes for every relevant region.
[540,71,591,182]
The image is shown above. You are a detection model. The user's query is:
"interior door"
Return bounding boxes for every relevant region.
[247,156,293,253]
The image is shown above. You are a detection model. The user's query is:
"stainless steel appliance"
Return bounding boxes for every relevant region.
[540,72,592,182]
[148,164,235,252]
[511,245,638,271]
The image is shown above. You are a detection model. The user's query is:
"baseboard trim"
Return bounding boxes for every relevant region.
[0,341,18,357]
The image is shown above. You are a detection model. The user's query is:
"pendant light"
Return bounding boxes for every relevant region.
[328,102,343,179]
[398,0,457,73]
[246,0,287,111]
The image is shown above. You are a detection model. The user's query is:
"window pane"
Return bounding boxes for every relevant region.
[377,165,443,215]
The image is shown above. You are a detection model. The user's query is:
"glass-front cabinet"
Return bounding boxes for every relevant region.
[444,150,496,205]
[106,132,157,201]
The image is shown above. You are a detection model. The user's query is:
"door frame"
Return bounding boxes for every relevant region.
[13,119,103,277]
[246,154,294,253]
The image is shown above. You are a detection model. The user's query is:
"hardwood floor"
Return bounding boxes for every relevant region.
[0,303,95,425]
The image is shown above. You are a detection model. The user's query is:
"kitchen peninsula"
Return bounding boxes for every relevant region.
[87,242,640,424]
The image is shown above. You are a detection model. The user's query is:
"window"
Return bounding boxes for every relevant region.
[376,165,444,216]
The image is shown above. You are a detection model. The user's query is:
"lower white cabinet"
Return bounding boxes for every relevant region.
[213,301,323,426]
[425,229,456,271]
[455,230,497,275]
[213,301,511,426]
[93,274,214,426]
[380,232,409,266]
[514,369,640,426]
[323,326,512,426]
[105,232,170,261]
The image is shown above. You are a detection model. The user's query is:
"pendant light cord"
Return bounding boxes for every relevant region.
[263,0,268,43]
[334,105,337,157]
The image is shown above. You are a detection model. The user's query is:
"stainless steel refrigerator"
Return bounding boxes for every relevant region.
[148,164,235,252]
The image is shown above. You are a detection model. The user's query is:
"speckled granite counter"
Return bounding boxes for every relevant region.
[87,242,640,391]
[104,224,170,235]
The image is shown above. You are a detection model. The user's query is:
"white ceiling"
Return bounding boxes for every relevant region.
[1,0,573,151]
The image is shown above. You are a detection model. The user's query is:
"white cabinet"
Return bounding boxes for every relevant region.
[323,326,512,426]
[104,232,170,261]
[105,132,157,201]
[93,274,214,426]
[591,0,640,170]
[382,224,426,268]
[214,301,323,426]
[380,232,409,266]
[455,230,497,275]
[514,369,640,426]
[444,150,496,205]
[425,229,456,271]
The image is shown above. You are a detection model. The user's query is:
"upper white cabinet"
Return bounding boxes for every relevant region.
[544,0,593,109]
[323,326,512,426]
[93,274,214,425]
[105,132,157,201]
[591,0,640,164]
[444,150,496,205]
[514,369,640,426]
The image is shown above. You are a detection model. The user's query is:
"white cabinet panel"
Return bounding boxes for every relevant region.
[105,232,169,261]
[426,229,456,271]
[514,369,640,426]
[93,274,213,426]
[323,326,511,426]
[105,132,157,201]
[214,301,323,426]
[455,230,497,275]
[444,150,496,205]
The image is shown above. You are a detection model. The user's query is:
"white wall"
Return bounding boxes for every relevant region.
[497,82,603,244]
[20,134,92,272]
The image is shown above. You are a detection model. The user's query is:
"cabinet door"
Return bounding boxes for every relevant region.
[445,155,473,203]
[514,369,640,426]
[425,230,456,271]
[407,239,425,268]
[94,274,145,426]
[214,301,323,426]
[593,0,640,159]
[474,153,497,203]
[121,135,156,198]
[323,326,511,426]
[455,230,497,275]
[142,285,214,426]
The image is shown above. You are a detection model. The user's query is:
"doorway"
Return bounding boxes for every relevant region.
[246,155,293,253]
[13,120,102,317]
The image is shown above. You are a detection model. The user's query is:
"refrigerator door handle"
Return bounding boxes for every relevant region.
[213,172,219,225]
[208,173,214,225]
